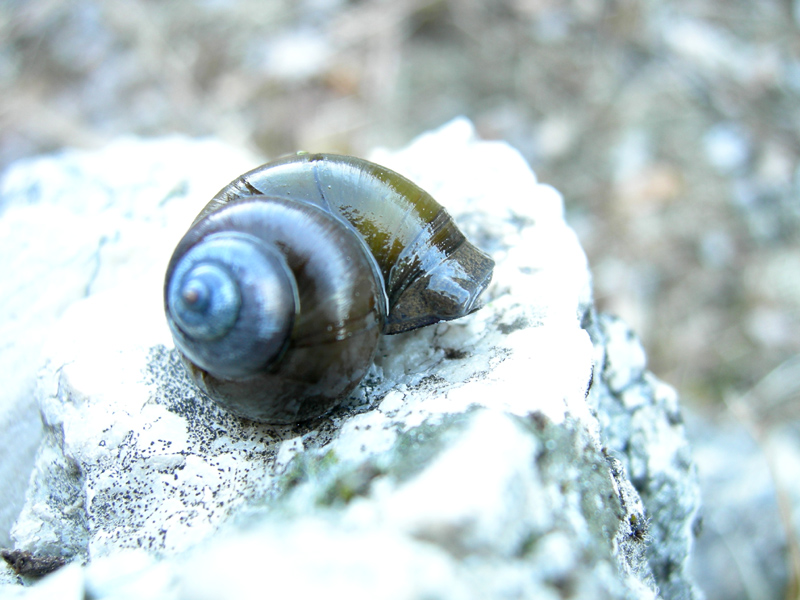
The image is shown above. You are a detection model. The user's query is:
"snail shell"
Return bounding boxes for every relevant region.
[165,153,494,424]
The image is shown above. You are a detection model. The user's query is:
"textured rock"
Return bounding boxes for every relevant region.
[0,137,256,550]
[585,313,702,600]
[1,120,702,598]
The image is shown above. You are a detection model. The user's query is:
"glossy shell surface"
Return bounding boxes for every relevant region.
[165,153,494,424]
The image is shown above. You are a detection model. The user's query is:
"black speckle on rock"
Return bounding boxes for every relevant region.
[497,315,530,335]
[584,367,595,398]
[629,513,650,543]
[443,348,469,360]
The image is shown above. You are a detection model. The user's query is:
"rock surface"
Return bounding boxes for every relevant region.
[1,120,702,598]
[0,137,257,550]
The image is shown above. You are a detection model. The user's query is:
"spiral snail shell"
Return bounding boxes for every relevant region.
[165,153,494,424]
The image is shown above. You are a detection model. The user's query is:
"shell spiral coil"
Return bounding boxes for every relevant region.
[165,153,494,424]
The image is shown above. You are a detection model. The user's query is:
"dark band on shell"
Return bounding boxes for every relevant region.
[165,153,494,424]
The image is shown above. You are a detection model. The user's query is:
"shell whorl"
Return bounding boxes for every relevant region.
[166,231,297,380]
[165,195,385,424]
[164,153,494,424]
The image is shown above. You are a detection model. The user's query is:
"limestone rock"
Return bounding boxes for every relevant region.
[2,120,702,599]
[0,137,256,550]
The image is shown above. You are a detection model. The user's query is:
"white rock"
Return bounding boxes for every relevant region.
[2,120,701,599]
[0,137,257,548]
[375,410,547,557]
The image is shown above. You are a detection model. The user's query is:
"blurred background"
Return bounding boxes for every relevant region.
[1,0,798,598]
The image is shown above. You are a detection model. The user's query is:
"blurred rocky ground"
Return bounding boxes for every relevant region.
[1,1,798,598]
